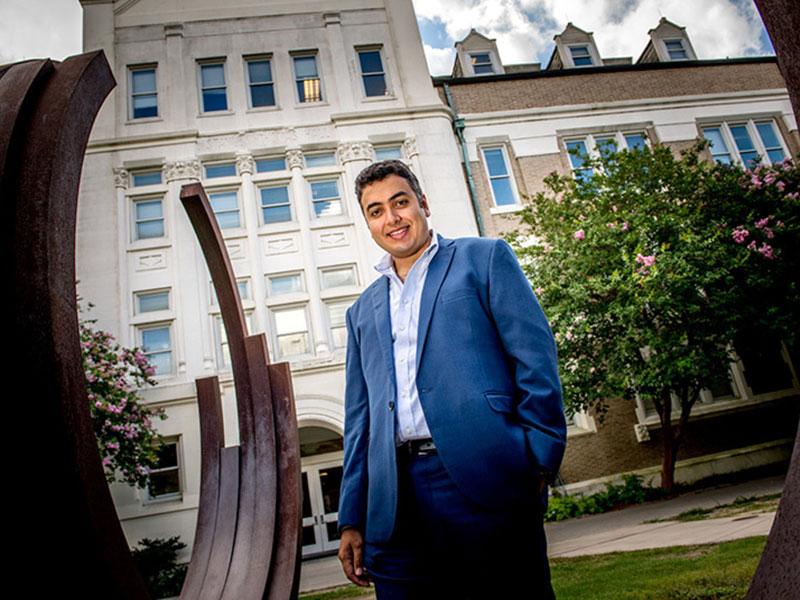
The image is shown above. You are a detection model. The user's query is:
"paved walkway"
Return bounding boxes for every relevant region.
[298,474,784,594]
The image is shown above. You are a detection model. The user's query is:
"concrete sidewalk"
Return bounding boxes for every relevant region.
[298,474,784,594]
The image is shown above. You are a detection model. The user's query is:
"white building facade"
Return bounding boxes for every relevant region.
[78,0,474,560]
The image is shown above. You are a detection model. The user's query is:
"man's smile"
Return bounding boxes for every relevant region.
[388,226,409,239]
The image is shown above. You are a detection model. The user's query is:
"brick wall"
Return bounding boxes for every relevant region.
[439,61,789,114]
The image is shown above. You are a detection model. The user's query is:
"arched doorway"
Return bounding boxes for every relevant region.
[300,426,344,558]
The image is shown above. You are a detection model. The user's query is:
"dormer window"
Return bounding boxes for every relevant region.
[569,45,593,67]
[470,53,494,75]
[664,39,688,60]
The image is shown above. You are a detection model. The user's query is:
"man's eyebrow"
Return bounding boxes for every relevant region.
[364,190,408,212]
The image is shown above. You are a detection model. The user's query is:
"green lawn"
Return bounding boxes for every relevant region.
[551,536,767,600]
[301,536,767,600]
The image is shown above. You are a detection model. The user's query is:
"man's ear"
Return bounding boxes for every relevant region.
[420,194,431,217]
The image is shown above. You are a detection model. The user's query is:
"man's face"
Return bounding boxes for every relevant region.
[359,174,431,259]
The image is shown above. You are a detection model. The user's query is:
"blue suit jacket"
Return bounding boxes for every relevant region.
[339,234,566,543]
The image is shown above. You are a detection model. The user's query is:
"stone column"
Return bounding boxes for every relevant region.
[338,141,376,283]
[237,152,266,335]
[112,167,130,346]
[323,12,355,111]
[164,23,187,130]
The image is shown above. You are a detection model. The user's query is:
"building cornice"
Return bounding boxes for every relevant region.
[86,129,199,153]
[331,103,454,125]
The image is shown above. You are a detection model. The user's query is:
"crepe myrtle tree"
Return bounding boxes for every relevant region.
[506,140,798,491]
[78,296,167,489]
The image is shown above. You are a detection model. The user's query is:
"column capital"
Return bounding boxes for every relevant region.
[337,142,373,165]
[164,159,201,183]
[112,167,129,189]
[286,149,304,170]
[403,136,419,159]
[236,153,255,176]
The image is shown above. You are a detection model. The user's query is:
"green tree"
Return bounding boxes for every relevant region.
[79,298,167,488]
[507,141,798,490]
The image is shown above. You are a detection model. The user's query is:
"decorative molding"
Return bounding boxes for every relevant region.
[225,239,246,261]
[318,231,348,248]
[164,159,201,183]
[634,423,651,442]
[113,167,129,189]
[236,153,255,176]
[337,142,373,164]
[136,252,167,272]
[323,12,342,26]
[164,23,184,38]
[403,136,419,158]
[265,237,299,255]
[286,149,304,170]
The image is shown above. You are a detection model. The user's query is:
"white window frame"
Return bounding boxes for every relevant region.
[325,298,356,350]
[257,182,294,226]
[292,51,324,104]
[131,195,166,242]
[567,44,594,67]
[308,177,345,219]
[663,38,689,61]
[128,64,158,120]
[480,145,521,211]
[134,289,170,315]
[130,168,163,187]
[137,322,174,378]
[469,52,495,75]
[563,131,649,179]
[197,59,229,113]
[270,304,313,359]
[209,278,250,306]
[266,271,306,297]
[701,119,789,168]
[207,187,243,230]
[213,311,255,370]
[203,161,238,180]
[356,45,390,98]
[143,436,183,504]
[319,265,359,290]
[244,54,277,109]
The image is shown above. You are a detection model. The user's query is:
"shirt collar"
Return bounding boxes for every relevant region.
[375,228,438,278]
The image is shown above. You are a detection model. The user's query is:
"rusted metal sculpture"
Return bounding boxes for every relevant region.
[5,49,300,598]
[4,52,150,598]
[178,183,302,600]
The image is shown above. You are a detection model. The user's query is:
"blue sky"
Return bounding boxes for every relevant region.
[1,1,774,77]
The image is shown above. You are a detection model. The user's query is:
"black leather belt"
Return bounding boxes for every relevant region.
[397,438,437,457]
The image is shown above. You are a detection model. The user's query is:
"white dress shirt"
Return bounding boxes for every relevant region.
[374,229,440,444]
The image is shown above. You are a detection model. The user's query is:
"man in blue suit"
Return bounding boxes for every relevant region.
[337,160,566,598]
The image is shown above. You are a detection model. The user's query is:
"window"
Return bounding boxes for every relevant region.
[145,438,182,502]
[470,52,494,75]
[374,145,403,160]
[256,157,286,173]
[132,170,162,187]
[293,54,322,103]
[246,57,276,108]
[214,312,254,369]
[358,48,387,97]
[199,61,228,112]
[136,290,169,314]
[568,45,593,67]
[259,185,292,224]
[129,66,158,119]
[140,324,173,376]
[481,146,518,207]
[210,279,250,305]
[134,198,165,240]
[267,272,304,296]
[565,131,648,180]
[320,265,358,289]
[327,299,354,349]
[305,152,337,168]
[204,162,237,179]
[664,39,688,60]
[209,190,240,229]
[273,306,311,357]
[310,179,343,217]
[702,120,787,168]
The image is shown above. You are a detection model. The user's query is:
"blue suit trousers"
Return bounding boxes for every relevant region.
[364,449,555,600]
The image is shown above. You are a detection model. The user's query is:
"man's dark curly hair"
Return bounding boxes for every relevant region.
[354,160,424,210]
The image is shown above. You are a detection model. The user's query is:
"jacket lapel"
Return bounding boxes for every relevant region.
[415,235,455,372]
[371,276,396,396]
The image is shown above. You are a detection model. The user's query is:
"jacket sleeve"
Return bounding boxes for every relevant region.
[337,305,370,532]
[488,238,567,480]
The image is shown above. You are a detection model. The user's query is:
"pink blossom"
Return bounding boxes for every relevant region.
[751,176,763,189]
[731,227,750,244]
[758,243,775,259]
[102,457,112,467]
[755,217,770,229]
[573,229,585,241]
[776,181,786,192]
[764,172,776,185]
[635,254,656,267]
[105,441,120,451]
[621,222,629,231]
[565,331,574,341]
[611,205,618,213]
[764,227,775,239]
[94,400,103,409]
[535,287,544,295]
[606,222,616,229]
[787,192,800,201]
[747,240,757,251]
[776,220,785,228]
[145,366,156,376]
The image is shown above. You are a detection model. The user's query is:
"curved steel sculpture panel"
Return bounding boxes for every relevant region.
[4,52,150,598]
[179,183,301,600]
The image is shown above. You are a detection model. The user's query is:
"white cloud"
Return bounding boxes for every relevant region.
[423,44,456,76]
[413,0,769,74]
[0,0,82,63]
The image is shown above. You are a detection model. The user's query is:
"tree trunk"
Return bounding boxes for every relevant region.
[657,388,679,492]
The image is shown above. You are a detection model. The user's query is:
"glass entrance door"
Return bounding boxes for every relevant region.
[301,460,343,557]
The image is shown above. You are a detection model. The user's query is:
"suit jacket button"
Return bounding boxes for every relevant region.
[389,401,395,411]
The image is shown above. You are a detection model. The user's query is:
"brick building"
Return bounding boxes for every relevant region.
[434,18,799,491]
